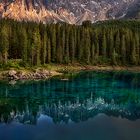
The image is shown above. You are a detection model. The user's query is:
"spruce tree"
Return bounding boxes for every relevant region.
[0,25,9,64]
[20,28,28,64]
[32,28,41,65]
[102,31,107,59]
[51,26,56,62]
[121,35,126,65]
[47,38,51,63]
[41,32,47,65]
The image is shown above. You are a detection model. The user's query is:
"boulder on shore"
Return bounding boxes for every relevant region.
[5,69,58,80]
[8,70,17,76]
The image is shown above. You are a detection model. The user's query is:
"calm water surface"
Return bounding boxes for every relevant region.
[0,71,140,140]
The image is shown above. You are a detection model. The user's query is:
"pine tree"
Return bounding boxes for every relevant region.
[0,25,9,64]
[56,24,63,63]
[50,25,56,62]
[91,43,95,64]
[121,35,126,65]
[131,34,137,65]
[109,30,116,65]
[20,28,28,64]
[102,31,107,58]
[114,31,120,63]
[41,32,47,65]
[69,28,75,63]
[32,28,41,65]
[64,26,70,64]
[134,32,140,64]
[84,29,91,64]
[78,28,83,62]
[94,31,99,63]
[47,38,51,63]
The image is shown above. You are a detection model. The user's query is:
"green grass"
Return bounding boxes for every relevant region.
[0,59,140,74]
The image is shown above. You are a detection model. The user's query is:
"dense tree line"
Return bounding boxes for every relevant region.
[0,19,139,66]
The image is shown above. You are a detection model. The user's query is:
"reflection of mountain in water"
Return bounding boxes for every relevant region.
[0,71,140,124]
[0,94,140,124]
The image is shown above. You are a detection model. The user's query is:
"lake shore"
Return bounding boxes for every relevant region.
[0,64,140,81]
[46,64,140,73]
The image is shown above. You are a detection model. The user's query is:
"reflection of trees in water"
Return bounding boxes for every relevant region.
[0,94,140,124]
[0,71,140,124]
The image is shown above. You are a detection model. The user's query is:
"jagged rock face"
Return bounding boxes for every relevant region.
[0,0,64,23]
[0,0,139,24]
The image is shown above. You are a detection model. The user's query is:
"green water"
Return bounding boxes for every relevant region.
[0,71,140,140]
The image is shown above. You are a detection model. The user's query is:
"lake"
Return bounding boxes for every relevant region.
[0,71,140,140]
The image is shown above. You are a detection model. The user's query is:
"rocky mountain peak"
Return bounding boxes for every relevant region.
[0,0,139,24]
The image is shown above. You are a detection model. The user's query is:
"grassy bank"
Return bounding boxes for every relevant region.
[41,64,140,73]
[1,60,140,80]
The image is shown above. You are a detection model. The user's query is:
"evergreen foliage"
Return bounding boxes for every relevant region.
[0,19,139,66]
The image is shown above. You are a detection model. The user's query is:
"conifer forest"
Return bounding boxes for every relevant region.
[0,19,140,66]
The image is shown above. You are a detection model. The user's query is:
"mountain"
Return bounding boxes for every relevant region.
[0,0,139,24]
[124,0,140,19]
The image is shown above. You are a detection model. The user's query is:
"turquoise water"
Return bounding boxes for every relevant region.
[0,71,140,140]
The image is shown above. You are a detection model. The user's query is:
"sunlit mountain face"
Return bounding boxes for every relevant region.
[0,71,140,125]
[0,0,139,24]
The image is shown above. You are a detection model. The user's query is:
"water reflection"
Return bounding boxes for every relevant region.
[0,71,140,125]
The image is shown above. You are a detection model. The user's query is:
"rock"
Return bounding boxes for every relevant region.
[40,69,50,76]
[50,71,61,76]
[9,80,17,85]
[13,74,19,80]
[17,71,26,79]
[8,70,17,76]
[35,73,41,79]
[35,69,41,73]
[3,68,60,81]
[7,70,19,80]
[28,73,33,78]
[0,0,138,25]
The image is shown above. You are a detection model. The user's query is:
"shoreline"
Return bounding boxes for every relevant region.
[0,69,62,81]
[0,65,140,81]
[81,65,140,72]
[54,64,140,73]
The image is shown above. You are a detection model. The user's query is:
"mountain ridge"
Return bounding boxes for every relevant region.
[0,0,139,24]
